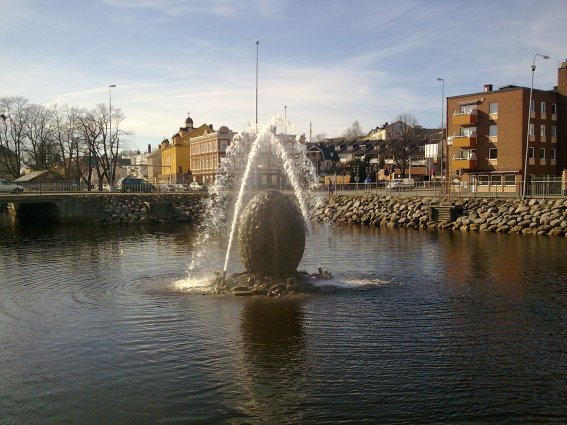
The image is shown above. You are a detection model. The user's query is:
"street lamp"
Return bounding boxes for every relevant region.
[108,84,116,189]
[522,54,549,199]
[109,84,116,143]
[255,40,259,128]
[437,77,445,185]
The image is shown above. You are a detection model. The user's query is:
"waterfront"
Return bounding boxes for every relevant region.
[0,216,565,424]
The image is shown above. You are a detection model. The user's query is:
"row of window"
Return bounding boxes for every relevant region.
[191,140,227,154]
[530,100,558,115]
[462,124,559,138]
[459,101,558,117]
[473,174,517,185]
[486,147,557,160]
[529,124,558,137]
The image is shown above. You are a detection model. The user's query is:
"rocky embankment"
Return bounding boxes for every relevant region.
[87,194,206,225]
[311,195,567,237]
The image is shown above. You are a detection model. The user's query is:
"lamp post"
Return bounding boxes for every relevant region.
[109,84,116,142]
[109,84,116,189]
[522,54,549,199]
[437,78,445,187]
[255,40,259,129]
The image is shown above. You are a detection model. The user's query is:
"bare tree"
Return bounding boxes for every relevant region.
[51,104,88,180]
[75,104,131,189]
[0,97,28,178]
[343,120,364,140]
[311,133,327,144]
[22,103,59,171]
[386,113,426,178]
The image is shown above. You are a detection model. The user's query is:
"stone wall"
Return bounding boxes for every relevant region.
[311,195,567,237]
[84,194,206,225]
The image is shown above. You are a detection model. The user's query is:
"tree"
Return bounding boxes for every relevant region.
[22,103,59,171]
[385,113,426,178]
[75,104,131,190]
[51,104,87,180]
[0,97,28,178]
[311,133,327,144]
[343,120,363,140]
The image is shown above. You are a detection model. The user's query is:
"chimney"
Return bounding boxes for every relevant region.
[484,84,493,92]
[558,60,567,96]
[147,144,151,154]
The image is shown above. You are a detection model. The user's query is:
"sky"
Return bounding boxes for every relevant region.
[1,0,566,152]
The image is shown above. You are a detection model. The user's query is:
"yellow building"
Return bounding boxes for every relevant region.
[160,115,215,183]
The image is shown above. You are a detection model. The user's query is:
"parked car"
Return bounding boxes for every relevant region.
[117,177,155,193]
[386,178,415,190]
[0,179,24,194]
[189,181,204,191]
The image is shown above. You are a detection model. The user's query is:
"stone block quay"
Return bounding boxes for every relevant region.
[311,195,567,237]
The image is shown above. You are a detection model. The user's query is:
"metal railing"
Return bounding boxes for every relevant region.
[5,179,566,200]
[13,181,204,194]
[323,180,566,199]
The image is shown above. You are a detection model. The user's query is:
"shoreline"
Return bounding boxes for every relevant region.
[311,194,567,237]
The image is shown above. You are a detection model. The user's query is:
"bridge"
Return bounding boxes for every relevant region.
[0,192,189,223]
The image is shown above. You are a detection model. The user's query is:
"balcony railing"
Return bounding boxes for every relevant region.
[452,110,478,126]
[452,158,477,170]
[452,134,477,148]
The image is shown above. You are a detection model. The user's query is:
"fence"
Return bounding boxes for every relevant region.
[14,181,197,194]
[8,179,567,199]
[324,180,566,199]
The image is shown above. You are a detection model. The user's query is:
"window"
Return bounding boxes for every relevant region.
[489,125,498,137]
[528,147,535,159]
[529,123,535,136]
[488,148,498,160]
[220,141,227,152]
[540,125,546,137]
[478,175,489,185]
[460,127,476,137]
[551,126,557,137]
[541,101,546,114]
[540,148,545,159]
[551,103,557,115]
[551,148,557,160]
[504,175,516,186]
[530,99,535,112]
[459,104,475,114]
[489,102,498,114]
[490,175,502,185]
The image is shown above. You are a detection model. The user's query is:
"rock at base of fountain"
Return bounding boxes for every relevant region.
[238,190,305,278]
[211,269,333,296]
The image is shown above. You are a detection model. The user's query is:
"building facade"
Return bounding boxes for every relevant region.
[189,125,234,185]
[160,115,215,184]
[447,61,567,190]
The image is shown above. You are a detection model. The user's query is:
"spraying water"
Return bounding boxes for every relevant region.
[186,116,323,281]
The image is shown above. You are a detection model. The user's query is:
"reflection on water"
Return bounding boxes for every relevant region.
[235,299,308,423]
[0,211,566,424]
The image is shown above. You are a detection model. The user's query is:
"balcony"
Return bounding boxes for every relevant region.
[452,158,477,170]
[452,111,477,126]
[452,135,477,148]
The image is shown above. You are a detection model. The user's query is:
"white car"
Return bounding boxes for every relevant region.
[189,181,203,191]
[0,179,24,194]
[386,178,415,190]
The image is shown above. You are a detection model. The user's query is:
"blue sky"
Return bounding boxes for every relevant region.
[1,0,566,151]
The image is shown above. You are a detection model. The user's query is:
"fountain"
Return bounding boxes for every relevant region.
[181,116,332,296]
[238,189,305,278]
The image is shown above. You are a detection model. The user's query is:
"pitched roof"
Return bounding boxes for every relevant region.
[14,170,65,182]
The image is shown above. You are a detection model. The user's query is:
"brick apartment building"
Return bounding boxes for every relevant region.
[446,60,567,191]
